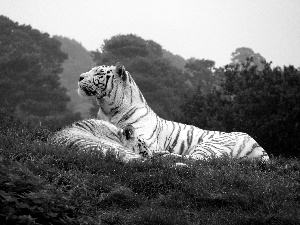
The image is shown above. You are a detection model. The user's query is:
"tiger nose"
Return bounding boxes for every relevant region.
[79,74,85,81]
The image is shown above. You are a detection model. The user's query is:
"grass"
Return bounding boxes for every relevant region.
[1,111,300,224]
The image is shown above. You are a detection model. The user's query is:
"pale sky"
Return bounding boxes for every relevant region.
[1,0,300,68]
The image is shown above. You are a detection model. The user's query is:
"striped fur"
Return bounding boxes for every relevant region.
[78,63,269,161]
[188,132,269,160]
[49,119,149,162]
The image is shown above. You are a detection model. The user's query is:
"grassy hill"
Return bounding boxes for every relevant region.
[1,110,300,225]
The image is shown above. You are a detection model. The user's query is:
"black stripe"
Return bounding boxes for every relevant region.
[156,116,163,138]
[130,107,149,124]
[170,124,181,152]
[106,131,120,142]
[201,146,219,157]
[203,142,227,151]
[74,121,88,131]
[128,73,132,83]
[179,141,185,155]
[109,86,118,106]
[237,135,249,157]
[119,107,139,123]
[138,89,144,103]
[187,126,194,147]
[148,115,159,141]
[111,105,120,117]
[197,131,205,144]
[82,120,98,135]
[165,122,176,149]
[182,126,194,155]
[104,75,111,91]
[163,120,170,149]
[130,87,133,105]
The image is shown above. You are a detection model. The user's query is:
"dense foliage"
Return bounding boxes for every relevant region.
[1,110,300,224]
[181,59,300,157]
[0,16,81,130]
[184,58,220,94]
[162,49,186,70]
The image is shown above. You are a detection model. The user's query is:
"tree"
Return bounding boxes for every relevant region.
[231,47,266,70]
[180,87,233,131]
[92,34,163,65]
[184,58,216,94]
[0,16,81,130]
[54,36,94,118]
[162,50,186,70]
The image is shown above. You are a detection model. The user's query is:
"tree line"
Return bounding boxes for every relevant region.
[181,60,300,157]
[0,16,299,157]
[0,16,81,130]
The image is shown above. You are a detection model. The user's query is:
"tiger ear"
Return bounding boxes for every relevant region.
[123,124,135,140]
[116,62,127,82]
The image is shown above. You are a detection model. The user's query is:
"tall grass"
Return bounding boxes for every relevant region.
[1,110,300,224]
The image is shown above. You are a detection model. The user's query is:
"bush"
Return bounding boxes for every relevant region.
[0,158,80,225]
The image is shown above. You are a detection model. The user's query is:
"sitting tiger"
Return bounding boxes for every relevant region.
[49,119,149,162]
[78,63,269,161]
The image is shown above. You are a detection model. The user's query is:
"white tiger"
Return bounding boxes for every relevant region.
[49,119,149,162]
[77,63,269,161]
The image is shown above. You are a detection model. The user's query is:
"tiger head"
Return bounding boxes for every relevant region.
[120,124,150,159]
[78,63,123,98]
[78,63,145,115]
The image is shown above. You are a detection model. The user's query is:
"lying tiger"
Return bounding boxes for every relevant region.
[78,63,269,161]
[49,119,149,162]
